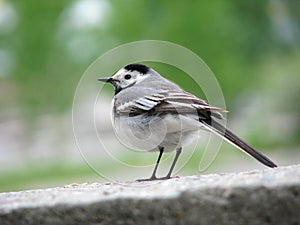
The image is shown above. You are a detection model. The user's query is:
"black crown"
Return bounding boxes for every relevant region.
[124,63,149,74]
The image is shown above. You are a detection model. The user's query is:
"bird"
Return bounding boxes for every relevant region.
[98,63,277,181]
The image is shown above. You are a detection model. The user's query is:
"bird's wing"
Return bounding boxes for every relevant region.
[117,93,166,113]
[117,90,226,119]
[157,91,226,119]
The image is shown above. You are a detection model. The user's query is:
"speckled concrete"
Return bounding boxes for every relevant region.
[1,165,300,225]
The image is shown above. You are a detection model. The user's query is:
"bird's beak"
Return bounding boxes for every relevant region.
[97,77,113,83]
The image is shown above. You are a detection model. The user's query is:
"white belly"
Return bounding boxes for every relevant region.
[113,113,202,152]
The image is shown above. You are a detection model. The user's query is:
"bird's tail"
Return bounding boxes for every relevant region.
[202,119,277,168]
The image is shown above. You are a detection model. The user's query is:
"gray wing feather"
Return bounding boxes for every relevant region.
[117,90,226,119]
[117,93,165,113]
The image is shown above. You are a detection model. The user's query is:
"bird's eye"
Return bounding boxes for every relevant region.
[124,74,132,80]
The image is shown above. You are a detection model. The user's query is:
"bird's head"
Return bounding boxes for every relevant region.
[98,64,151,95]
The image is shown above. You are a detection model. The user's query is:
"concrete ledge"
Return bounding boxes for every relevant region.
[1,165,300,225]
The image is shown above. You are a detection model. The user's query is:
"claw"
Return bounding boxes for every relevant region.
[136,175,175,182]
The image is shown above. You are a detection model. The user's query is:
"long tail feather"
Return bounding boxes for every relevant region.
[202,120,277,168]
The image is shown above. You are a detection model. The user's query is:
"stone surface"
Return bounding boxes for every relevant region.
[0,165,300,225]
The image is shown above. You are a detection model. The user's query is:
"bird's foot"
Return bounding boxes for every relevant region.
[136,175,178,182]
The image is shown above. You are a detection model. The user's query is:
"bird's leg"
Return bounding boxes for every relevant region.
[162,147,182,179]
[149,147,164,180]
[137,147,164,182]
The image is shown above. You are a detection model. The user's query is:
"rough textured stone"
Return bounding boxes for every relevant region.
[0,165,300,225]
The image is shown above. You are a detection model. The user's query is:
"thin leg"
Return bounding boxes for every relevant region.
[150,147,164,179]
[163,147,182,179]
[137,147,164,181]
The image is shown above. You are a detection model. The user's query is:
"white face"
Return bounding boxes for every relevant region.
[111,68,148,90]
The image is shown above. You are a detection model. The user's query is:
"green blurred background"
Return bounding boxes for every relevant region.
[1,0,300,192]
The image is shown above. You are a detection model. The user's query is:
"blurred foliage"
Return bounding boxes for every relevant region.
[1,0,300,112]
[9,0,80,115]
[1,0,298,116]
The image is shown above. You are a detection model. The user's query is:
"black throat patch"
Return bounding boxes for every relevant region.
[114,81,136,95]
